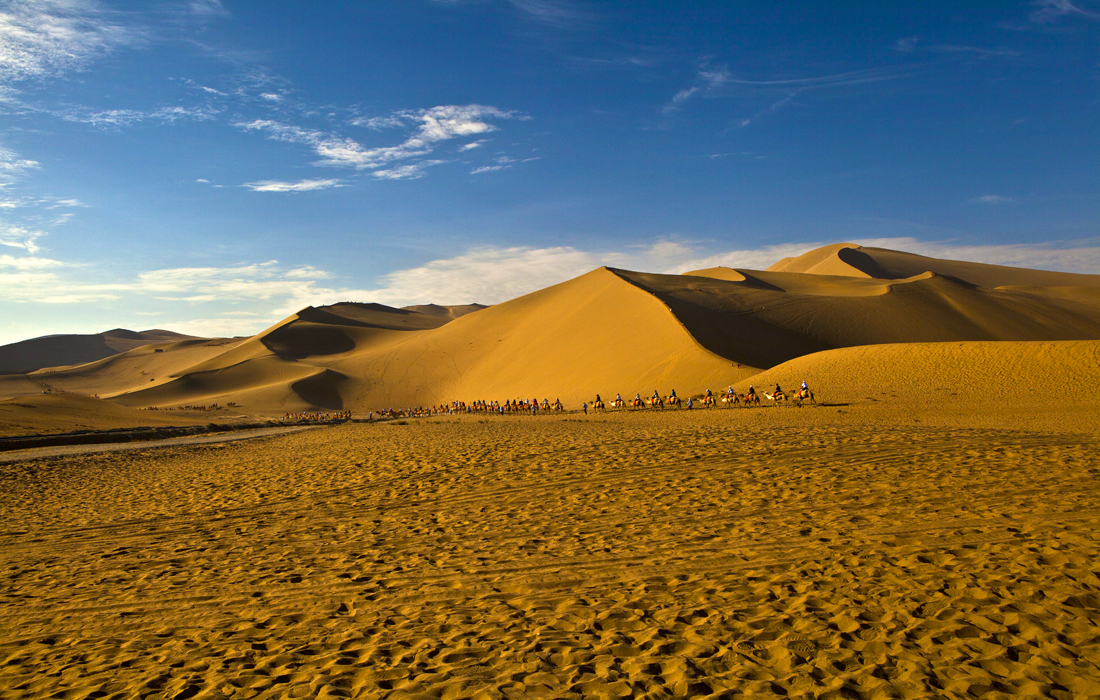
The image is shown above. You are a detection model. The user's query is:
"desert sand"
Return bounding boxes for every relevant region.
[2,243,1099,699]
[1,403,1098,699]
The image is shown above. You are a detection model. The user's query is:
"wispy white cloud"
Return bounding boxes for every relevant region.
[506,0,587,26]
[0,0,136,84]
[1031,0,1100,23]
[56,104,220,127]
[971,194,1014,204]
[892,35,1019,56]
[0,252,62,269]
[662,66,731,113]
[243,178,343,192]
[371,162,444,180]
[928,44,1022,57]
[240,105,523,178]
[893,35,920,52]
[459,140,486,151]
[0,146,39,181]
[0,223,46,253]
[433,0,588,27]
[470,155,519,174]
[189,0,229,18]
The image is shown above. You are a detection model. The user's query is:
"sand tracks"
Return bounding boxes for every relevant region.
[1,414,1099,698]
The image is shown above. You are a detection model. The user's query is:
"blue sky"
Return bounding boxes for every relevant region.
[1,0,1098,344]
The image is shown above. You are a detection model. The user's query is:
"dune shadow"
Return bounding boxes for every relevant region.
[291,369,347,410]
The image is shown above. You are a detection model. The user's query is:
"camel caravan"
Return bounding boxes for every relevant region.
[287,382,818,423]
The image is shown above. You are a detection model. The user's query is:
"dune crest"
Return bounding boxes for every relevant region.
[769,242,1100,288]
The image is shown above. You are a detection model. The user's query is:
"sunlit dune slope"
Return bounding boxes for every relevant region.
[402,303,488,321]
[115,268,750,411]
[0,375,47,401]
[766,242,1100,288]
[623,267,1100,367]
[735,339,1100,407]
[0,328,198,374]
[27,338,243,398]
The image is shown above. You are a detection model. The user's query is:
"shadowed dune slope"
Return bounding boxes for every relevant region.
[105,304,466,406]
[735,339,1100,407]
[0,329,199,374]
[296,302,483,330]
[767,242,1100,288]
[116,268,750,411]
[618,267,1100,368]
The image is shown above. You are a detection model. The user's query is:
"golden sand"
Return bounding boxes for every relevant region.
[2,406,1098,699]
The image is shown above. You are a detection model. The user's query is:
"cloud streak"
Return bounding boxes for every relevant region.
[0,0,136,83]
[1031,0,1100,23]
[56,104,220,127]
[243,178,343,192]
[0,146,38,181]
[239,105,523,179]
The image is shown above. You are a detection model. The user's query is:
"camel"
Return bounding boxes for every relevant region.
[792,388,816,407]
[764,390,790,406]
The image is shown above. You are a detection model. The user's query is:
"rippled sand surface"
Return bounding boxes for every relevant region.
[2,409,1099,699]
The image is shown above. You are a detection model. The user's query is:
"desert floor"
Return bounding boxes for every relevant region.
[2,405,1099,699]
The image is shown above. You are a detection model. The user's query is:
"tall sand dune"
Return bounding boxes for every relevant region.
[114,268,749,411]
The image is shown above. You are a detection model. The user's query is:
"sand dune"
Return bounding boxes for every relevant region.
[22,337,243,400]
[734,339,1100,409]
[767,242,1100,288]
[5,243,1099,419]
[622,267,1100,367]
[0,328,198,374]
[114,267,747,412]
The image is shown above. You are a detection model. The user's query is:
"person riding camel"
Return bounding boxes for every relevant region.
[635,392,641,400]
[747,385,756,397]
[774,383,783,396]
[800,380,809,397]
[595,394,602,405]
[670,389,677,399]
[652,389,660,399]
[615,393,622,402]
[705,388,712,398]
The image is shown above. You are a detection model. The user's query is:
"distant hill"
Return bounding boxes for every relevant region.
[0,329,200,374]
